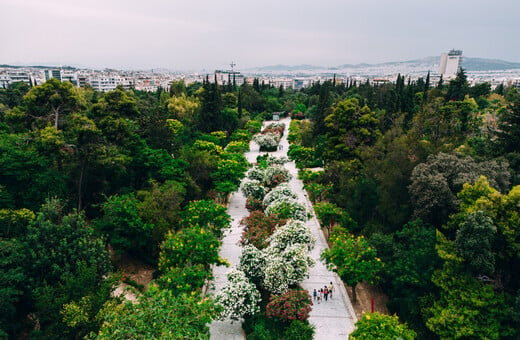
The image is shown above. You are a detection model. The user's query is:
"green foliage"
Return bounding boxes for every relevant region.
[323,97,380,160]
[265,289,312,322]
[159,226,225,272]
[321,227,382,302]
[180,199,230,237]
[240,211,287,249]
[454,210,497,275]
[350,312,416,340]
[96,286,219,339]
[0,238,26,335]
[94,193,154,256]
[156,264,210,294]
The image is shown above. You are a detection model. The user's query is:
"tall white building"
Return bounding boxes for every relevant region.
[439,49,463,79]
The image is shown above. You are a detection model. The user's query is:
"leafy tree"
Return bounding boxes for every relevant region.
[0,207,35,238]
[94,193,154,257]
[24,78,83,129]
[425,232,508,339]
[323,98,380,161]
[137,180,186,242]
[0,238,26,336]
[96,285,219,339]
[156,264,210,294]
[27,199,110,287]
[0,131,67,210]
[321,227,382,303]
[408,152,510,227]
[454,210,497,276]
[24,199,111,338]
[445,68,469,101]
[179,199,230,237]
[158,226,225,272]
[350,312,416,340]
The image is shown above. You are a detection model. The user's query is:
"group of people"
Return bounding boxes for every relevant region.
[313,282,334,304]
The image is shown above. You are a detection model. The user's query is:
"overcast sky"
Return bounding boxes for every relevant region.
[1,0,519,70]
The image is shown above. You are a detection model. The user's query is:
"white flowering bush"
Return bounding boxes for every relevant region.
[240,179,266,200]
[239,244,266,284]
[267,220,316,252]
[216,269,261,321]
[246,166,266,182]
[266,155,289,165]
[265,198,307,221]
[262,256,291,294]
[263,244,314,294]
[264,165,292,188]
[262,183,297,206]
[253,132,280,151]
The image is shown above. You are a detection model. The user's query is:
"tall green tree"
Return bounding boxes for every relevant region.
[321,227,382,303]
[24,78,83,129]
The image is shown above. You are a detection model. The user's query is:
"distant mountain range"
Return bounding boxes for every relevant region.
[248,57,520,73]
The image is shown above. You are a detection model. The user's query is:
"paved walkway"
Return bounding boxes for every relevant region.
[210,117,356,339]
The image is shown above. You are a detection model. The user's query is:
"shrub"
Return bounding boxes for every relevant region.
[246,166,266,182]
[254,133,280,152]
[267,220,315,252]
[240,179,266,200]
[230,129,251,143]
[265,198,307,221]
[239,244,266,284]
[245,197,265,212]
[263,245,314,293]
[225,140,250,154]
[283,320,315,340]
[216,269,261,321]
[240,211,286,249]
[265,155,289,166]
[264,165,292,188]
[262,183,297,206]
[157,264,210,294]
[266,289,313,322]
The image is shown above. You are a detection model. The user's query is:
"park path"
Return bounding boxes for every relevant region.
[210,117,356,339]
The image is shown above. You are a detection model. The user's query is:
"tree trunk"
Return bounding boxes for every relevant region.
[352,283,357,304]
[78,160,87,211]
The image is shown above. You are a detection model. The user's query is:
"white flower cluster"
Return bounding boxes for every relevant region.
[266,155,289,165]
[246,166,265,182]
[240,179,266,200]
[253,132,280,149]
[263,244,314,294]
[265,122,286,130]
[264,165,292,187]
[239,244,266,283]
[267,220,316,252]
[216,269,261,321]
[262,256,291,294]
[265,198,308,221]
[262,183,297,206]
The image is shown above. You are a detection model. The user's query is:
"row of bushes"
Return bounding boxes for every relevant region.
[215,131,316,338]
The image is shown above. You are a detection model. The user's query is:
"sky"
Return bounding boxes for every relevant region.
[1,0,519,71]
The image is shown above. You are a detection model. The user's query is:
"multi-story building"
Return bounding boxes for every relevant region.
[214,70,245,86]
[439,49,463,79]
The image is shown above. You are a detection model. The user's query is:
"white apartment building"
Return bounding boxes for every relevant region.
[439,49,463,79]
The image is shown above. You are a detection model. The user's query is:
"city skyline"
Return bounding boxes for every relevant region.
[2,0,519,70]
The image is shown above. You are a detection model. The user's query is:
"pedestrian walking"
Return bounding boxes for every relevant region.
[319,288,323,302]
[324,286,329,301]
[329,282,334,299]
[313,289,317,301]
